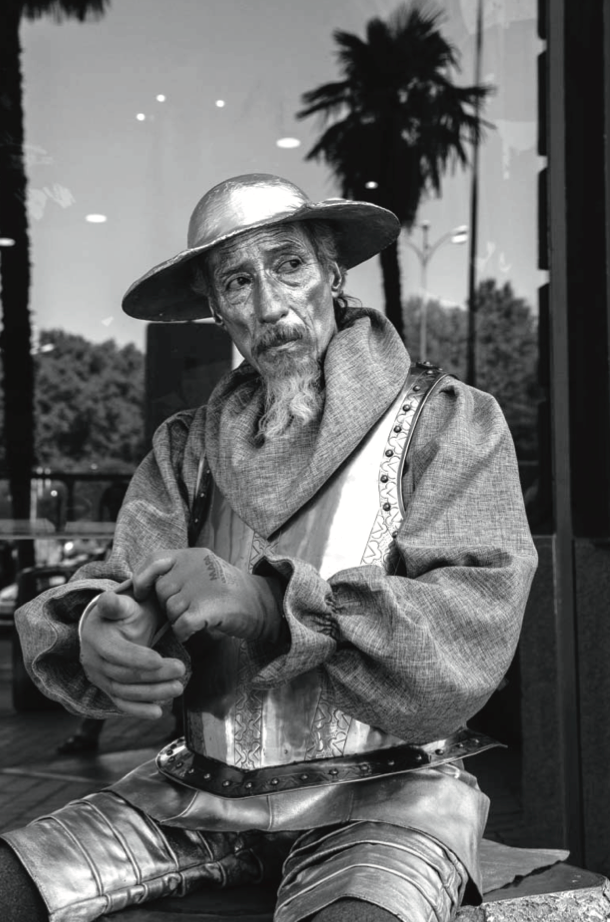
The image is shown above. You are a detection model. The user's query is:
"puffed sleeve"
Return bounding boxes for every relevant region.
[252,380,538,744]
[14,408,205,717]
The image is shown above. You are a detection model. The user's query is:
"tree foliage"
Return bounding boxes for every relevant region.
[298,1,492,340]
[0,0,110,533]
[34,329,145,471]
[402,278,540,459]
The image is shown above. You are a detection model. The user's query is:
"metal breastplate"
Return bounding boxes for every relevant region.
[182,363,449,772]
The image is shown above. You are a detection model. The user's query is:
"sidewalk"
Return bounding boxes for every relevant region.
[0,627,528,844]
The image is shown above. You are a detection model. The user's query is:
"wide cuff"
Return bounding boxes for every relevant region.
[17,579,190,719]
[250,555,338,689]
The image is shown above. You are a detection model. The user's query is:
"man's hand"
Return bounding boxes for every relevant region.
[80,589,186,719]
[132,549,284,645]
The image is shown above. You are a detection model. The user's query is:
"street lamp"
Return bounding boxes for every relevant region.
[404,221,469,360]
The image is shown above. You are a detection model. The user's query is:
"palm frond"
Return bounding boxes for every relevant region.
[21,0,110,23]
[299,0,493,220]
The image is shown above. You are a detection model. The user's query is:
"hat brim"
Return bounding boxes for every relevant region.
[122,199,400,322]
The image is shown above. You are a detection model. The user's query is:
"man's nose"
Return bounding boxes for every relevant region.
[253,276,289,323]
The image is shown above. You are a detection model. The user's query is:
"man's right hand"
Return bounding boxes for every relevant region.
[79,590,186,719]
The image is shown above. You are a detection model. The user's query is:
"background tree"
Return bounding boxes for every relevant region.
[298,0,491,340]
[0,0,109,550]
[34,329,145,470]
[402,279,540,460]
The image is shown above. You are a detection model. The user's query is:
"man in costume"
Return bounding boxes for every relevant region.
[0,174,537,922]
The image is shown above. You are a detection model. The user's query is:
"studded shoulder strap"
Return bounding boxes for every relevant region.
[367,361,454,572]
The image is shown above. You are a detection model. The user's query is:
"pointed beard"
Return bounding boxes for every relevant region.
[258,356,324,441]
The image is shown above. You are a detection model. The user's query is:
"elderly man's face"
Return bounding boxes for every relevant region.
[207,224,341,378]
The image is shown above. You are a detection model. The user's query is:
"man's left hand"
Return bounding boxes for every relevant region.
[132,549,285,645]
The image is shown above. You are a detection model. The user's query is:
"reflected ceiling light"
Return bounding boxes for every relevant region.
[215,99,226,108]
[451,225,469,244]
[156,94,166,102]
[85,214,107,223]
[136,113,146,121]
[276,137,301,149]
[365,181,378,189]
[0,237,15,247]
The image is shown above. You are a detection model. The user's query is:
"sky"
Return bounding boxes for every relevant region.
[20,0,541,351]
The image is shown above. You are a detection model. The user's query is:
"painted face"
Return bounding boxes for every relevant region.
[207,224,341,377]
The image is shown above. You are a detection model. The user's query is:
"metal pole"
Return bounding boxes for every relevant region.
[466,0,483,387]
[546,0,584,866]
[419,222,430,360]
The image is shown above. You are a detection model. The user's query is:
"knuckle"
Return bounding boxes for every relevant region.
[166,594,187,619]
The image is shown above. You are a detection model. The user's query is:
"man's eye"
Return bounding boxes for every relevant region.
[226,275,250,291]
[278,257,303,273]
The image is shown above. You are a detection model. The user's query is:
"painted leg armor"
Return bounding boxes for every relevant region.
[2,790,468,922]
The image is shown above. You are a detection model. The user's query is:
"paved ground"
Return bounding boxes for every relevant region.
[0,626,528,845]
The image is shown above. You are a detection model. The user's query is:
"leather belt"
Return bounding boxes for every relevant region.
[156,727,503,798]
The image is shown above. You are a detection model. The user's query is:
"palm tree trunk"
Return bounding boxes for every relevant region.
[0,1,36,564]
[379,238,404,342]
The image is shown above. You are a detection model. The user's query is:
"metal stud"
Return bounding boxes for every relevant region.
[203,772,212,780]
[403,403,411,411]
[426,369,435,375]
[329,769,339,776]
[271,778,279,786]
[245,781,253,789]
[300,774,309,781]
[383,502,391,511]
[435,749,445,755]
[414,753,423,762]
[413,385,421,392]
[394,425,402,433]
[222,780,231,788]
[380,474,389,483]
[387,760,395,767]
[385,449,394,457]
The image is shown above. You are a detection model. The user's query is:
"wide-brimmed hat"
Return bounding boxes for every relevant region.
[122,173,401,322]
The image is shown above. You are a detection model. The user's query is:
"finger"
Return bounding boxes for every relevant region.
[106,678,184,703]
[94,591,137,622]
[111,698,165,720]
[101,657,186,684]
[164,592,191,623]
[93,638,169,671]
[132,557,175,600]
[171,612,216,643]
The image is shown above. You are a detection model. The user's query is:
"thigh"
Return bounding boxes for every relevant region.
[276,821,468,922]
[1,790,272,922]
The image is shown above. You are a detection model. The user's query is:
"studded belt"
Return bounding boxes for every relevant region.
[156,727,503,798]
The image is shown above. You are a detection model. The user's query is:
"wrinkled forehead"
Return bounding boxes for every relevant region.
[208,221,315,275]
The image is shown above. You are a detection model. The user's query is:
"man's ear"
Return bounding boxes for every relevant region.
[329,261,345,296]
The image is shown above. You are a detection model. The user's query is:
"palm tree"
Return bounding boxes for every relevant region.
[0,0,109,556]
[298,1,492,341]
